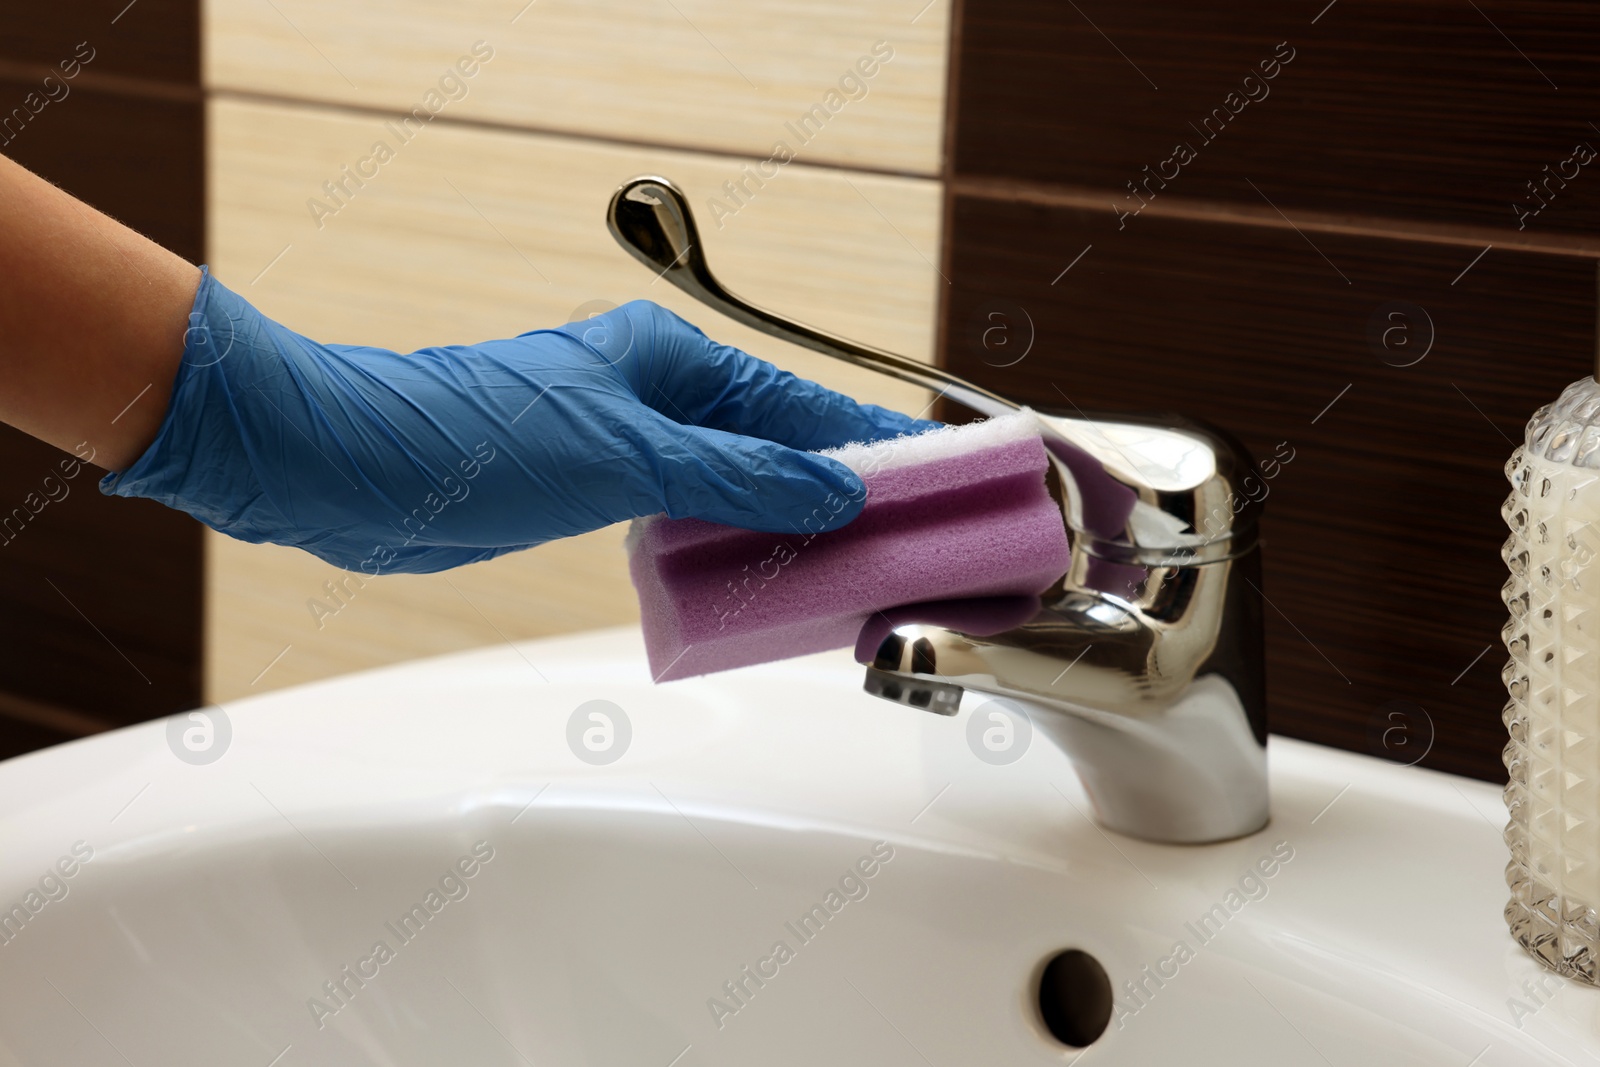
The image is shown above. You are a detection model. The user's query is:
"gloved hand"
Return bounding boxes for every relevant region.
[102,267,936,575]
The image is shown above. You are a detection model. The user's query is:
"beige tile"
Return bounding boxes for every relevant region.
[205,96,943,702]
[204,0,949,175]
[205,526,638,700]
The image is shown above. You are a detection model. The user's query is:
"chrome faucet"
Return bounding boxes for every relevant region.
[607,176,1269,844]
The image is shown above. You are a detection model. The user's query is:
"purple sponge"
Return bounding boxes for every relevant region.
[627,410,1071,681]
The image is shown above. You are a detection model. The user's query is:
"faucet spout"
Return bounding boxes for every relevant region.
[864,546,1268,844]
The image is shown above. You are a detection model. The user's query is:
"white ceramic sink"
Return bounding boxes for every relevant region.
[1,627,1596,1064]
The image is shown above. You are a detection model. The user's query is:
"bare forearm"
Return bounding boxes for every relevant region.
[0,152,200,470]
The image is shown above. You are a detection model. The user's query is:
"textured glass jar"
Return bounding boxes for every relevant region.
[1503,375,1600,984]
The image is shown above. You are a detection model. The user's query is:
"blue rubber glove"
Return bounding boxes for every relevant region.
[102,267,935,575]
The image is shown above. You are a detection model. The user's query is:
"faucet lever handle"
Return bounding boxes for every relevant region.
[606,175,1016,419]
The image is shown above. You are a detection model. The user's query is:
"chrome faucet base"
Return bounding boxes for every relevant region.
[607,175,1271,847]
